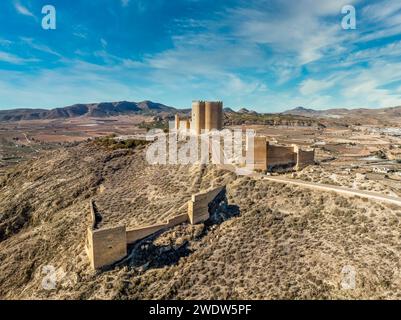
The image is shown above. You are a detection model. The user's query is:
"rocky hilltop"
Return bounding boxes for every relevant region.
[0,101,176,121]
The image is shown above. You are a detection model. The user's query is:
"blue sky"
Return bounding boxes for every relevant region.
[1,0,401,112]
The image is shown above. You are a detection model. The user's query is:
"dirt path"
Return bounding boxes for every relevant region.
[262,175,401,206]
[23,133,31,144]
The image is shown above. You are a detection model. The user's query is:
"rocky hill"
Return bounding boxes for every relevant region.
[283,106,401,125]
[1,141,401,299]
[0,101,176,121]
[224,111,325,128]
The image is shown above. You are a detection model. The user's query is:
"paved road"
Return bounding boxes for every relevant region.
[262,175,401,207]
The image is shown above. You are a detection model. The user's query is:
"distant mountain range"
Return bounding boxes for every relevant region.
[1,101,401,125]
[0,101,176,121]
[282,105,401,117]
[282,106,401,125]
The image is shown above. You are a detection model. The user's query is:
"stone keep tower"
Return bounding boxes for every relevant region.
[192,100,223,134]
[205,101,223,131]
[192,101,205,135]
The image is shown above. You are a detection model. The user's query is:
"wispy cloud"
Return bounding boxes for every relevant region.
[14,1,35,17]
[3,0,401,111]
[121,0,130,7]
[0,39,13,47]
[227,0,358,65]
[20,37,61,57]
[0,51,38,64]
[100,38,108,48]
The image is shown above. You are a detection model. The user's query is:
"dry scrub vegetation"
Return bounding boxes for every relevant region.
[1,141,401,299]
[292,165,401,198]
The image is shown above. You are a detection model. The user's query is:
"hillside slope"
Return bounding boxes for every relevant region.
[0,142,401,299]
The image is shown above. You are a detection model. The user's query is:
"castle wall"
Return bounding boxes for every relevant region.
[216,102,223,130]
[126,213,189,244]
[296,148,315,170]
[191,100,222,134]
[89,199,96,229]
[175,114,180,130]
[188,186,225,224]
[86,225,127,269]
[267,144,296,167]
[247,137,315,172]
[205,101,223,131]
[126,223,168,244]
[86,187,225,269]
[192,101,205,135]
[166,213,189,226]
[250,136,267,171]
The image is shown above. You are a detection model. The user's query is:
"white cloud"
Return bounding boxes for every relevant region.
[14,1,35,17]
[0,39,12,47]
[362,0,401,23]
[299,79,335,96]
[0,51,38,64]
[20,37,61,57]
[4,0,401,111]
[358,0,401,42]
[100,38,108,48]
[228,0,358,65]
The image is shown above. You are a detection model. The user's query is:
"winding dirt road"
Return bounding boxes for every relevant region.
[262,175,401,206]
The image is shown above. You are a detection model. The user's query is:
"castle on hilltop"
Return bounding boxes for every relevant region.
[172,100,315,172]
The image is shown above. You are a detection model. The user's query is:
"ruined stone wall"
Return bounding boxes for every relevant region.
[86,225,127,270]
[126,213,188,244]
[89,199,96,229]
[188,186,225,224]
[126,223,168,244]
[267,144,296,167]
[249,136,267,171]
[248,137,315,172]
[86,186,225,269]
[296,148,315,170]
